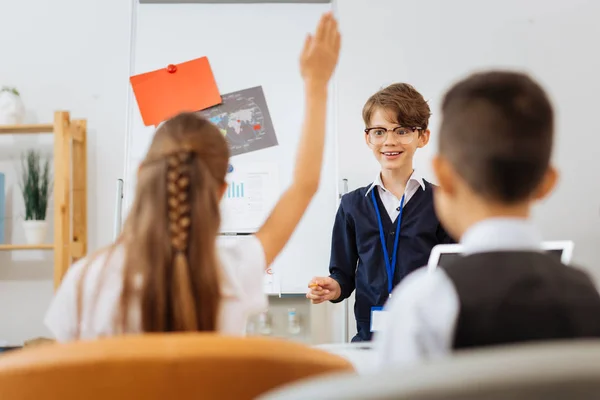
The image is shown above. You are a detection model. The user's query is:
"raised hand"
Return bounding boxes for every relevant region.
[300,12,341,87]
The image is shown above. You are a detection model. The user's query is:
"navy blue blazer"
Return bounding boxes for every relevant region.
[329,180,454,341]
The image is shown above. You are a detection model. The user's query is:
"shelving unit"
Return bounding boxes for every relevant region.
[0,111,88,288]
[0,244,54,251]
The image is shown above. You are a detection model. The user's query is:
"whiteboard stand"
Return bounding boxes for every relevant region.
[121,0,138,233]
[113,179,124,240]
[339,178,349,343]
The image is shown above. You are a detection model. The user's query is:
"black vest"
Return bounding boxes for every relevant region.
[443,251,600,350]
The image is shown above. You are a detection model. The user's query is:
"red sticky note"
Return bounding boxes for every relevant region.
[130,57,222,127]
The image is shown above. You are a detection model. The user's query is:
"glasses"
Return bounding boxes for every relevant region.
[365,126,422,145]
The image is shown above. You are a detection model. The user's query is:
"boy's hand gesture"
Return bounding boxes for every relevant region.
[306,276,341,304]
[300,12,341,87]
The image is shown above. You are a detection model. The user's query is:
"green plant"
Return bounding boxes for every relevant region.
[19,150,52,221]
[0,86,20,96]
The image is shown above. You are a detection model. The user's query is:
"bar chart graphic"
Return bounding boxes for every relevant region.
[227,182,245,199]
[220,162,279,234]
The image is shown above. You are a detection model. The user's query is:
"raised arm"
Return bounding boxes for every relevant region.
[255,12,341,266]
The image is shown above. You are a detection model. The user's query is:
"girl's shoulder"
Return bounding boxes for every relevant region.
[45,245,125,342]
[76,245,126,285]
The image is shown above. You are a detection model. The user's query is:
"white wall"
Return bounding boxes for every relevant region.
[0,0,131,344]
[335,0,600,271]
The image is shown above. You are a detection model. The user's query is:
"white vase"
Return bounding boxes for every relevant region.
[0,90,25,125]
[23,220,48,245]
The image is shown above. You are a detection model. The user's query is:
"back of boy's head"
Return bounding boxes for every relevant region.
[119,112,229,334]
[362,83,431,129]
[439,71,554,203]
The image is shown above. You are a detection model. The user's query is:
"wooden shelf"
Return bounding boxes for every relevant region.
[0,244,54,251]
[0,112,88,288]
[0,123,54,134]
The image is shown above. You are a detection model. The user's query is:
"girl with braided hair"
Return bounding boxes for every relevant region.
[44,12,340,341]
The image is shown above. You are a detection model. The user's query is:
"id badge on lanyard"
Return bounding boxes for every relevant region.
[370,190,404,333]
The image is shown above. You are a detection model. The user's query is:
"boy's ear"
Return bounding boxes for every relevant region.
[432,154,455,196]
[417,129,431,148]
[533,165,558,200]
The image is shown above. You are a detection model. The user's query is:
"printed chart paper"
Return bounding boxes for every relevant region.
[220,161,279,234]
[199,86,278,156]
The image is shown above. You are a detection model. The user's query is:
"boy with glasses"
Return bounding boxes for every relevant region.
[307,83,452,342]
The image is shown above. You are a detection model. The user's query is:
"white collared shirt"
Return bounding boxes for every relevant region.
[372,218,548,369]
[365,170,426,221]
[44,236,267,342]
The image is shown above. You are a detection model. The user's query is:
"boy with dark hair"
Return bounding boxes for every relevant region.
[374,71,600,366]
[307,83,453,342]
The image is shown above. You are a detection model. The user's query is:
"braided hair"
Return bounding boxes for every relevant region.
[166,150,198,329]
[115,112,229,333]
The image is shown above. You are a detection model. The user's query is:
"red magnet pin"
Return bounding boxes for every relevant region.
[166,64,177,73]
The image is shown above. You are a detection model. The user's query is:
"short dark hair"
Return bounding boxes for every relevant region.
[362,83,431,129]
[439,71,554,203]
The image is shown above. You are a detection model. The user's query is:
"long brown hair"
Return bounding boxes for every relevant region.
[116,112,229,332]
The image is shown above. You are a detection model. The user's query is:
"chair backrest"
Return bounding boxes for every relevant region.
[0,334,353,400]
[259,340,600,400]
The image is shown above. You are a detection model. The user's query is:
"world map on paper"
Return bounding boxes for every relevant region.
[199,86,278,156]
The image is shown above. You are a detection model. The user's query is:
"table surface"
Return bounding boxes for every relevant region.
[314,342,377,374]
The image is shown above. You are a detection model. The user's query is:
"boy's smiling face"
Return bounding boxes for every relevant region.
[365,107,430,171]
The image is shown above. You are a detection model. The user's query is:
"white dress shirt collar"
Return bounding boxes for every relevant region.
[460,217,543,255]
[365,170,425,197]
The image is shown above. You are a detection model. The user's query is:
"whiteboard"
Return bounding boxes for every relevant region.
[123,2,337,294]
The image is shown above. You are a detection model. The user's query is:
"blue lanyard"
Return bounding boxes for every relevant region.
[371,190,405,296]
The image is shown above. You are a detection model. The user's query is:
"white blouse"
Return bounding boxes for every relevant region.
[44,236,267,341]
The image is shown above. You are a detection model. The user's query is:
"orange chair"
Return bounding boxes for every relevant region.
[0,334,354,400]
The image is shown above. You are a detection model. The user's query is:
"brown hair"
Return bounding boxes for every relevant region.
[79,112,229,334]
[439,71,554,203]
[362,83,431,129]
